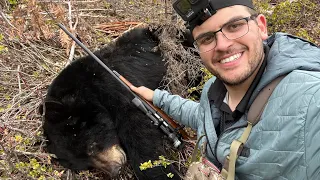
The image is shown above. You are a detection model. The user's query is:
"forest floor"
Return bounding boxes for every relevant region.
[0,0,319,179]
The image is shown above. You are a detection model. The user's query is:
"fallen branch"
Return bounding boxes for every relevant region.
[94,21,141,37]
[67,1,76,65]
[95,21,140,29]
[17,65,22,94]
[0,141,15,172]
[38,0,100,3]
[72,8,112,12]
[14,150,57,159]
[0,10,17,30]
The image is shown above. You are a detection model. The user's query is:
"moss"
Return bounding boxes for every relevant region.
[296,28,315,43]
[254,0,319,45]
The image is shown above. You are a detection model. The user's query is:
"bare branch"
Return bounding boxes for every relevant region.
[73,8,112,12]
[66,1,77,65]
[0,10,17,29]
[17,65,22,94]
[0,141,14,172]
[14,150,57,159]
[38,0,100,3]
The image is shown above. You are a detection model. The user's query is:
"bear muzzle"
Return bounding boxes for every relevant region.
[91,145,127,177]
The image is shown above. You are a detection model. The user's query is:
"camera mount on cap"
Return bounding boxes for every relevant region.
[173,0,255,31]
[173,0,216,30]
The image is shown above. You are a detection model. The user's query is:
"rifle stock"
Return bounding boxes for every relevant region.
[144,100,191,140]
[117,74,191,141]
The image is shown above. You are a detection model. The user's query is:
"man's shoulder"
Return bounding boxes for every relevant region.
[288,70,320,80]
[277,70,320,96]
[262,33,320,84]
[266,32,319,48]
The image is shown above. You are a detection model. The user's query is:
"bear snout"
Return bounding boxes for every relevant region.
[91,145,127,177]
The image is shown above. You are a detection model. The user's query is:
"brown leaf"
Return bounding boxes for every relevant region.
[59,29,71,55]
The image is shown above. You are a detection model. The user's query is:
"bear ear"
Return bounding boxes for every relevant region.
[39,100,64,114]
[181,29,195,48]
[39,100,67,122]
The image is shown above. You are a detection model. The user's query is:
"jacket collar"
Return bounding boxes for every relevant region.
[250,33,320,105]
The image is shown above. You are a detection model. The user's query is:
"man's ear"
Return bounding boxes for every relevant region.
[256,14,268,40]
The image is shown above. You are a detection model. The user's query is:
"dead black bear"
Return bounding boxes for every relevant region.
[41,25,197,179]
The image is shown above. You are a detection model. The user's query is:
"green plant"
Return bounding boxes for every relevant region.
[8,0,18,9]
[15,159,56,179]
[139,155,175,178]
[296,28,315,43]
[254,0,319,45]
[187,68,213,101]
[0,34,8,54]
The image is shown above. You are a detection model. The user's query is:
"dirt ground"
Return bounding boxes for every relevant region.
[0,0,319,179]
[0,1,198,179]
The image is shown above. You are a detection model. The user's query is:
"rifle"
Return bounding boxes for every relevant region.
[55,22,190,148]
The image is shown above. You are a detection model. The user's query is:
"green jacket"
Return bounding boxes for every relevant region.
[153,33,320,179]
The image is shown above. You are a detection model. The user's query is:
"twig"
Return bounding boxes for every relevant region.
[17,65,22,94]
[72,8,112,12]
[4,120,42,123]
[0,141,33,179]
[0,160,7,171]
[18,70,30,89]
[66,1,78,65]
[0,10,17,29]
[0,69,33,77]
[0,141,14,172]
[2,86,41,118]
[66,169,72,180]
[79,14,113,18]
[4,126,29,135]
[14,150,57,158]
[165,0,168,18]
[38,0,100,3]
[95,21,140,29]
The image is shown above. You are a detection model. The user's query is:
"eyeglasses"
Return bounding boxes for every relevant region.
[193,14,258,53]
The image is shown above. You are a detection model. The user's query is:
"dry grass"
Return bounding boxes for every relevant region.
[0,0,200,179]
[0,0,319,179]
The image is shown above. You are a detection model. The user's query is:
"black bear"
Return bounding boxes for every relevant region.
[41,25,194,179]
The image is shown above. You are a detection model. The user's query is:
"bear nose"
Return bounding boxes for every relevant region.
[108,163,123,177]
[91,145,127,177]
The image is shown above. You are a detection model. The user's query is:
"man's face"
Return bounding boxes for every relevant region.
[192,5,268,86]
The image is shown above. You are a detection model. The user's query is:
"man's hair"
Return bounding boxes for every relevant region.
[246,6,258,15]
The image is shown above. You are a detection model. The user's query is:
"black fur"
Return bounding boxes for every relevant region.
[42,27,182,179]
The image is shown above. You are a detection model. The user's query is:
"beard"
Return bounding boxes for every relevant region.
[211,42,265,86]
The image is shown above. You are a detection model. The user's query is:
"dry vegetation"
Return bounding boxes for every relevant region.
[0,0,319,179]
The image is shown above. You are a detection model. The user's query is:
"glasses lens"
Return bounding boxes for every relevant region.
[194,16,252,53]
[194,32,216,53]
[222,18,249,40]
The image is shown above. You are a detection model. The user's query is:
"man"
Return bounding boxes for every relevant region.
[131,0,320,179]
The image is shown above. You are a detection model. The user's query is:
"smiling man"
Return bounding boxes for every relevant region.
[131,0,320,179]
[191,5,268,111]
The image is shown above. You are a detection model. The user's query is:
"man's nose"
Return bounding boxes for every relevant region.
[214,32,233,51]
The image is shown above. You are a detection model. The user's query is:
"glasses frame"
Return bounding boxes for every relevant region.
[193,14,258,53]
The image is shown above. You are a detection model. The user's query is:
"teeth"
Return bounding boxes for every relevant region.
[220,53,241,64]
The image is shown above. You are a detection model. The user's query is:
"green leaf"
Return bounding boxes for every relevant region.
[139,160,153,171]
[167,173,174,178]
